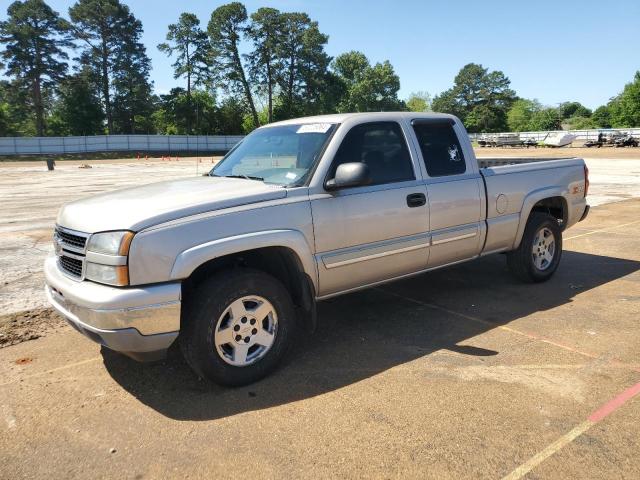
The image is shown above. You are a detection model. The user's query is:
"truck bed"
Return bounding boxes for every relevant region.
[477,157,578,169]
[477,156,588,254]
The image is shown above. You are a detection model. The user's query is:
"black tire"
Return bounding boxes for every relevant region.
[507,212,562,283]
[180,268,296,386]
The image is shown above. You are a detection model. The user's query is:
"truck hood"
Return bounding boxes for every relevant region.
[57,176,287,233]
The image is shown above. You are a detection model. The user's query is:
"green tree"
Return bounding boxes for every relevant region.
[110,8,154,134]
[507,99,542,132]
[0,102,12,136]
[297,18,333,115]
[565,116,596,130]
[158,12,210,133]
[189,90,218,134]
[0,80,33,135]
[333,51,404,112]
[333,50,368,84]
[558,101,591,120]
[245,7,283,123]
[49,68,104,135]
[275,12,332,118]
[592,105,612,128]
[465,105,503,132]
[208,2,259,128]
[430,88,462,119]
[609,71,640,127]
[0,81,17,136]
[406,91,431,112]
[527,107,561,131]
[432,63,516,132]
[0,0,72,135]
[153,87,219,135]
[217,96,247,134]
[69,0,132,134]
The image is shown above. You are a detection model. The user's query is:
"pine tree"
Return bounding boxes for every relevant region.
[246,7,283,123]
[110,9,153,133]
[69,0,152,134]
[0,0,72,135]
[158,12,210,133]
[208,2,259,128]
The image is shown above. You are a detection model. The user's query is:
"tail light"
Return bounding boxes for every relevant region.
[584,164,589,198]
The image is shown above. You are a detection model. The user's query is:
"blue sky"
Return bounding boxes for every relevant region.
[6,0,640,109]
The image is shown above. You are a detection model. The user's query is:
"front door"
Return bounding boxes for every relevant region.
[311,121,430,296]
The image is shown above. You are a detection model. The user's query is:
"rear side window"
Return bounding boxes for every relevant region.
[412,121,466,177]
[330,122,415,185]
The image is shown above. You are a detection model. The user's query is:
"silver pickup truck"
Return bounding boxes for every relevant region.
[45,112,590,385]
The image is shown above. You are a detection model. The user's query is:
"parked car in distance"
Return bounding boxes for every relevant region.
[45,112,590,385]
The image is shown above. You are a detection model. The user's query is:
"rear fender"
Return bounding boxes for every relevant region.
[512,187,567,250]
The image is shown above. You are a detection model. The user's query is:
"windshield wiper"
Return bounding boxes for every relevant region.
[214,174,264,181]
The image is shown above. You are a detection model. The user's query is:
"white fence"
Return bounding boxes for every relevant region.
[3,127,639,156]
[469,128,640,143]
[0,134,245,156]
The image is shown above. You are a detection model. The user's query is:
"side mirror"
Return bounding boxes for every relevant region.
[325,162,371,190]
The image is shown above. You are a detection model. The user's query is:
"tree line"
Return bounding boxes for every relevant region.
[1,0,639,138]
[431,63,640,133]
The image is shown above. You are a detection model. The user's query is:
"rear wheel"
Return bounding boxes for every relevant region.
[507,212,562,282]
[181,268,296,386]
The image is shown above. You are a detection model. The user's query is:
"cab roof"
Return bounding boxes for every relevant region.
[266,111,457,127]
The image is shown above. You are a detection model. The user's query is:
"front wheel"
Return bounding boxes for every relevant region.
[507,212,562,282]
[180,268,296,386]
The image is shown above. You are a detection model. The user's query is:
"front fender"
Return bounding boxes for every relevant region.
[169,229,318,292]
[512,187,568,250]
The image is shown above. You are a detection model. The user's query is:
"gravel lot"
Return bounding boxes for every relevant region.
[1,196,639,479]
[0,151,639,478]
[0,158,215,317]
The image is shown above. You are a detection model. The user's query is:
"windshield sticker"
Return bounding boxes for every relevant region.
[296,123,332,134]
[285,172,298,180]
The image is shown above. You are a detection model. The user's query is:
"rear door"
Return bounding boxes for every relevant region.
[411,119,485,267]
[311,121,430,296]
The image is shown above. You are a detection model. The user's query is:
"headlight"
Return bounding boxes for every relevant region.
[87,231,134,256]
[85,231,134,286]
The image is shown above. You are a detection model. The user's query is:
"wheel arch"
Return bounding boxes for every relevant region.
[513,189,568,249]
[175,231,318,332]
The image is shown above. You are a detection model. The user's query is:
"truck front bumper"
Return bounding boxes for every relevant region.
[44,256,181,361]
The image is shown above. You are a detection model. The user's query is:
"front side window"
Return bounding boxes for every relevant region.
[211,123,336,186]
[329,122,415,185]
[412,121,466,177]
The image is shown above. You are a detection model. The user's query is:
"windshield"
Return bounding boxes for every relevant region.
[210,123,336,186]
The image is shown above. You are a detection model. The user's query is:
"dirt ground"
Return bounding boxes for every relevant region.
[0,308,65,348]
[0,150,639,478]
[0,198,639,479]
[0,158,217,317]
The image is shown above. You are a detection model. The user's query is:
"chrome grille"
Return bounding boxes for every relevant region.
[54,227,88,252]
[56,229,87,249]
[59,255,83,278]
[54,226,89,280]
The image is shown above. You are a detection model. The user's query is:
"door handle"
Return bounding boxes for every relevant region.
[406,193,426,208]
